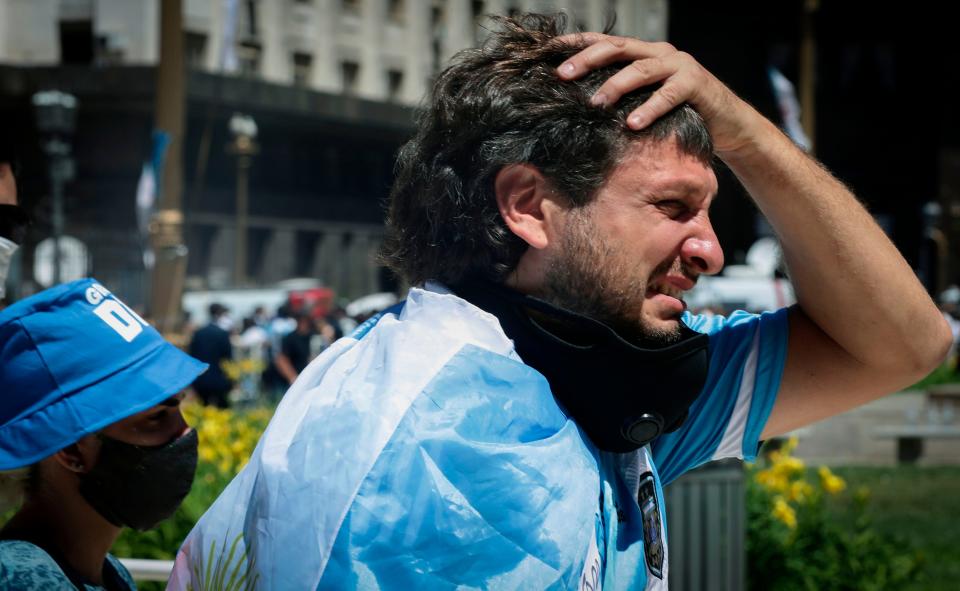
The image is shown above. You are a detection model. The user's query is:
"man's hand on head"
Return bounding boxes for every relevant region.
[556,33,763,157]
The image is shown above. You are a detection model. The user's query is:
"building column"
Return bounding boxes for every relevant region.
[346,231,371,298]
[312,0,339,92]
[403,0,432,104]
[483,0,507,21]
[313,229,345,291]
[585,0,606,33]
[0,1,7,60]
[358,0,386,99]
[259,0,287,84]
[259,227,296,283]
[205,0,223,71]
[207,224,235,288]
[443,0,474,63]
[618,0,668,41]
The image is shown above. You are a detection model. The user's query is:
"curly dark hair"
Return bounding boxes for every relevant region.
[380,13,713,286]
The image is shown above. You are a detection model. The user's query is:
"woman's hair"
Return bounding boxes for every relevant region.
[380,13,712,286]
[0,466,36,513]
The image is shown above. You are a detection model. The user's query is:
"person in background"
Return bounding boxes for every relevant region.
[235,316,270,403]
[187,303,234,408]
[260,305,296,402]
[251,305,269,328]
[0,278,206,590]
[0,136,28,308]
[274,311,315,386]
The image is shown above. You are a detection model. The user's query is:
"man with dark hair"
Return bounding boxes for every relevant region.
[173,15,951,590]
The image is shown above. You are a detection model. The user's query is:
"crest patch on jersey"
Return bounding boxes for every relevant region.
[638,472,664,579]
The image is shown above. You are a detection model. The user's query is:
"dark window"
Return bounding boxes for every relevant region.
[238,41,262,76]
[185,31,208,69]
[387,69,404,101]
[341,61,360,94]
[59,20,94,64]
[292,52,313,86]
[388,0,405,23]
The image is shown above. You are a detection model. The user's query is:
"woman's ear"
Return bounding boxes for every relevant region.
[52,436,100,474]
[494,164,566,250]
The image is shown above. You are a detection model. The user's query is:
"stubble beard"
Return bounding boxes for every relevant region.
[542,208,683,348]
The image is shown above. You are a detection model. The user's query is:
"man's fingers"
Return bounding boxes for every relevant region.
[589,56,675,108]
[556,32,605,46]
[557,35,675,80]
[625,83,690,129]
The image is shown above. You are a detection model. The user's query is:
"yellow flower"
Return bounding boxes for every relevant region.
[818,466,846,495]
[788,480,813,504]
[772,455,805,477]
[756,469,790,494]
[782,436,799,454]
[199,446,216,463]
[772,495,797,529]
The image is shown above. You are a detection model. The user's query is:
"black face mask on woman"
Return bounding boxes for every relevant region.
[79,429,199,531]
[453,279,710,453]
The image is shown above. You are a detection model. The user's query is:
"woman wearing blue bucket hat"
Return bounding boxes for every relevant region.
[0,279,208,590]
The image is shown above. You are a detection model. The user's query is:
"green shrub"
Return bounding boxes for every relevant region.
[747,438,922,591]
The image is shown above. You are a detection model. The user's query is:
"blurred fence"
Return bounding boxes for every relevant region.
[665,459,745,591]
[118,558,174,582]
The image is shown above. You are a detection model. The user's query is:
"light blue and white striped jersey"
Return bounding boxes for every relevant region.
[169,284,789,591]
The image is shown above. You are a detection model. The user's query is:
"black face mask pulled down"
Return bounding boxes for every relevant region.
[79,428,199,531]
[452,279,710,453]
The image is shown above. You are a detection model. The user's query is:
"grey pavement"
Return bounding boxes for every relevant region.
[786,391,960,466]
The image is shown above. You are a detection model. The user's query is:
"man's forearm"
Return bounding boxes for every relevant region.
[274,353,298,385]
[721,111,950,374]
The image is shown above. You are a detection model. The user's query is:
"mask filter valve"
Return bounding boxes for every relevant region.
[621,413,664,448]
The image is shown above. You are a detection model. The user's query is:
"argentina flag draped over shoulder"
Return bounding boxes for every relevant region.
[169,283,789,590]
[168,286,604,590]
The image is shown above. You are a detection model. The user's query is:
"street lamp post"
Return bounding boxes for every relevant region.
[227,113,258,286]
[32,91,77,286]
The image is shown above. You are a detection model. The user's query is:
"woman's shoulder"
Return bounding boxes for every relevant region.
[0,541,137,590]
[0,540,74,589]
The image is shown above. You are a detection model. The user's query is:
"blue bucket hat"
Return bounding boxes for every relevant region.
[0,278,208,470]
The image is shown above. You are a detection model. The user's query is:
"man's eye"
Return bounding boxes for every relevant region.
[657,200,688,217]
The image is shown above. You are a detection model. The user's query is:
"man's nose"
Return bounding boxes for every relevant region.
[681,221,724,275]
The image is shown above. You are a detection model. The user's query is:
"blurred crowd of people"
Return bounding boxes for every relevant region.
[185,301,365,408]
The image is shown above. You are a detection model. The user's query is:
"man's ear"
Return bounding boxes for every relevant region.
[52,437,99,474]
[494,164,564,250]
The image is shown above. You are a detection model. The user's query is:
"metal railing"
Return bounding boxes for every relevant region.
[117,558,174,582]
[664,459,745,591]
